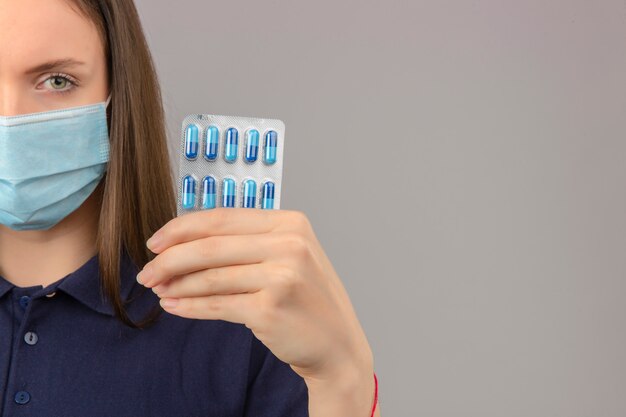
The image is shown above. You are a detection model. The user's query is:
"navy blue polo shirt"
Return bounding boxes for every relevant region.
[0,250,309,416]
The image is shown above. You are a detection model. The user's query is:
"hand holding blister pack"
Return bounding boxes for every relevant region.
[176,114,285,216]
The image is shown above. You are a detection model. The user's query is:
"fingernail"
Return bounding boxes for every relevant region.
[161,298,179,308]
[146,231,162,251]
[152,284,165,295]
[138,264,154,286]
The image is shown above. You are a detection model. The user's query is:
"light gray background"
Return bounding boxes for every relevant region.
[135,1,626,415]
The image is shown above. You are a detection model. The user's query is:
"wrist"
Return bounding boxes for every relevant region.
[304,352,375,417]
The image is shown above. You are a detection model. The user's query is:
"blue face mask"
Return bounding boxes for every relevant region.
[0,95,112,231]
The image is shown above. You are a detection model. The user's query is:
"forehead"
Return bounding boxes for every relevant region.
[0,0,103,73]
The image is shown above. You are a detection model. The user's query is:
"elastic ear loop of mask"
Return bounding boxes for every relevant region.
[104,93,112,133]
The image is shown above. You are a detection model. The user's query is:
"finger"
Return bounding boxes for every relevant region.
[147,208,284,253]
[152,262,271,298]
[160,292,258,324]
[138,233,273,288]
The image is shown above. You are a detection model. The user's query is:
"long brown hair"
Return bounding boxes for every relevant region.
[67,0,176,328]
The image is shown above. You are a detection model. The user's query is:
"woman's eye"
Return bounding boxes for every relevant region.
[40,74,77,93]
[49,76,68,89]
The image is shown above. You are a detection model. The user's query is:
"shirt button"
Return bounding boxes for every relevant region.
[19,296,31,309]
[14,390,30,404]
[24,331,38,345]
[45,291,56,298]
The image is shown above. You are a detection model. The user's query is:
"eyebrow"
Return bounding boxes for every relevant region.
[25,58,86,75]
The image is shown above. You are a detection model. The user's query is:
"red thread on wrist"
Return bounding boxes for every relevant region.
[370,372,378,417]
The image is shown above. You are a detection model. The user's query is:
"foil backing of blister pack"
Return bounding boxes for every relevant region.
[176,114,285,216]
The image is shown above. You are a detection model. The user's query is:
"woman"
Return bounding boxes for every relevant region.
[0,0,379,416]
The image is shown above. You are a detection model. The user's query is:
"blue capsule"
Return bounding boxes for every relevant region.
[202,176,216,209]
[204,126,219,161]
[182,175,196,209]
[262,181,275,209]
[225,127,239,162]
[222,178,236,208]
[242,179,257,208]
[244,129,260,163]
[263,130,277,165]
[184,124,199,160]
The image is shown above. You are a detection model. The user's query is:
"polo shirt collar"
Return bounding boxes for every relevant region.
[58,250,140,316]
[0,274,13,300]
[0,250,139,317]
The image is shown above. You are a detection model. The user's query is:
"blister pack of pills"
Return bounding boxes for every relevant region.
[176,114,285,216]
